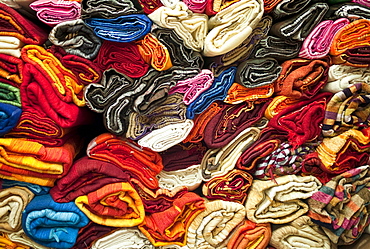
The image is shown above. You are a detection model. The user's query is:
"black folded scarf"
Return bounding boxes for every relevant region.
[324,2,370,20]
[81,0,140,19]
[271,0,312,19]
[252,36,302,61]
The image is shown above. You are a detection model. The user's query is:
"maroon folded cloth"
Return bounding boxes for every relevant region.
[93,40,149,78]
[136,0,163,14]
[0,53,23,86]
[203,100,271,149]
[50,156,138,203]
[301,152,336,184]
[71,222,117,249]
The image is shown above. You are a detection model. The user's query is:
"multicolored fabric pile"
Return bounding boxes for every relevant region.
[0,0,370,248]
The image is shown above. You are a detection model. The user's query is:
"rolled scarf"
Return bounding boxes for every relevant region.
[325,2,370,20]
[301,152,337,184]
[168,69,213,105]
[224,83,274,104]
[71,222,116,249]
[90,228,155,249]
[0,136,81,187]
[353,0,370,7]
[202,169,253,204]
[270,216,332,249]
[75,182,145,227]
[299,18,350,60]
[323,64,370,93]
[81,0,139,19]
[252,36,302,61]
[203,100,270,148]
[127,93,188,140]
[187,200,246,249]
[152,27,204,68]
[137,119,194,152]
[308,166,370,245]
[136,0,163,14]
[205,15,272,71]
[86,133,163,190]
[29,0,81,26]
[21,45,93,128]
[0,187,33,233]
[271,0,311,19]
[138,190,205,246]
[0,232,30,249]
[227,220,271,249]
[270,2,329,41]
[201,127,261,181]
[245,175,322,224]
[1,179,49,196]
[148,2,208,52]
[332,45,370,68]
[8,229,51,249]
[316,128,370,174]
[268,92,333,149]
[203,0,263,57]
[0,36,23,58]
[235,58,281,88]
[157,164,203,191]
[48,19,102,60]
[0,52,23,85]
[183,0,207,13]
[160,143,205,171]
[330,19,370,56]
[264,0,283,12]
[274,57,331,99]
[186,66,236,119]
[264,96,301,120]
[0,0,36,18]
[84,14,152,42]
[0,2,48,45]
[253,141,316,179]
[322,83,370,137]
[22,194,89,249]
[93,40,149,78]
[135,33,173,71]
[0,103,21,136]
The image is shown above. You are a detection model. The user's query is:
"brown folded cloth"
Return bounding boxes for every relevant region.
[71,222,117,249]
[339,234,370,249]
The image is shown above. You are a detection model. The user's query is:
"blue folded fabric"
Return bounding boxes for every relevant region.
[186,67,237,119]
[84,14,152,42]
[1,179,50,195]
[22,194,89,249]
[0,103,22,136]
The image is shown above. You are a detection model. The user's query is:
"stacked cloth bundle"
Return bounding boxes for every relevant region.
[2,0,370,248]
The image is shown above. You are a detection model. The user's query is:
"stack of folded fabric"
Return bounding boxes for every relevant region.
[1,0,370,248]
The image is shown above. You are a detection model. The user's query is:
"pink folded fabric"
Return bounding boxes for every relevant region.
[299,18,350,60]
[183,0,207,13]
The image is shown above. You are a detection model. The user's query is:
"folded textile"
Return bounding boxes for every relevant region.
[22,194,89,249]
[138,190,205,246]
[203,100,270,148]
[223,83,274,104]
[204,0,239,15]
[48,19,102,60]
[201,127,261,181]
[71,222,116,249]
[227,220,271,249]
[137,119,194,152]
[271,0,312,19]
[0,0,36,18]
[0,53,23,85]
[340,234,370,249]
[148,2,208,52]
[330,19,370,56]
[353,0,370,7]
[0,231,30,249]
[274,57,331,99]
[268,92,333,149]
[0,103,21,136]
[332,45,370,68]
[245,175,322,224]
[135,33,173,71]
[0,3,48,45]
[0,82,21,110]
[90,227,155,249]
[84,14,152,42]
[187,200,246,249]
[264,0,282,12]
[301,152,337,184]
[264,96,301,120]
[152,28,204,68]
[299,18,350,60]
[325,2,370,20]
[186,66,236,119]
[252,35,302,61]
[8,229,51,249]
[86,133,163,189]
[157,164,203,191]
[168,69,213,105]
[0,186,33,233]
[136,0,163,14]
[270,2,329,41]
[203,0,263,57]
[270,216,332,249]
[0,36,23,58]
[21,45,93,128]
[323,64,370,93]
[183,0,207,13]
[81,0,139,19]
[1,179,49,195]
[322,83,370,137]
[93,40,149,78]
[29,0,81,26]
[308,166,370,245]
[75,182,145,227]
[202,169,253,204]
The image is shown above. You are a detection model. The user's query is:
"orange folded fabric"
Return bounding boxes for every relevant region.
[263,0,282,13]
[0,231,29,249]
[0,54,23,85]
[224,83,274,104]
[264,96,300,120]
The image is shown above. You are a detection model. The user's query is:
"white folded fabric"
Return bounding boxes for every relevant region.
[148,2,208,52]
[203,0,263,56]
[138,119,194,152]
[8,230,52,249]
[157,164,203,191]
[160,0,180,8]
[0,36,24,58]
[91,228,155,249]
